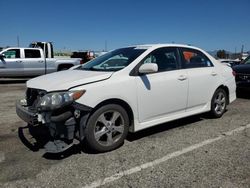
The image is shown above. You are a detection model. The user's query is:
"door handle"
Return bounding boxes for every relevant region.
[178,75,187,81]
[211,72,217,76]
[38,60,44,63]
[16,60,22,63]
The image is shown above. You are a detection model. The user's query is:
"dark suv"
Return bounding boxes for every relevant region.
[233,55,250,92]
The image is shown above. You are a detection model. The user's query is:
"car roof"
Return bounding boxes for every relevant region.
[219,59,240,62]
[6,47,41,50]
[130,44,203,51]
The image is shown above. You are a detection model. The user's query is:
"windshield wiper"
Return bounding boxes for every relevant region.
[82,67,97,71]
[81,66,118,72]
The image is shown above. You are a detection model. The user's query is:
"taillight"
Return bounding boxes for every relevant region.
[80,60,84,64]
[232,71,236,77]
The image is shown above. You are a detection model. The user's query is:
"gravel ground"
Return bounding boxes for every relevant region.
[0,81,249,188]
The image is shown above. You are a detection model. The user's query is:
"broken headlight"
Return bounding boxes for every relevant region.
[37,90,85,111]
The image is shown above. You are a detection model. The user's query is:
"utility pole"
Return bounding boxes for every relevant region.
[17,35,20,47]
[241,45,244,54]
[105,40,107,51]
[235,47,237,59]
[240,45,244,60]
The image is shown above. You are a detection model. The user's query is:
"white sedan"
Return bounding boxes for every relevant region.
[16,44,236,153]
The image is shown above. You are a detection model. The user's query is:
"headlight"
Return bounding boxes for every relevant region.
[37,90,85,111]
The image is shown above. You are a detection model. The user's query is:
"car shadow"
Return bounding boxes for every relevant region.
[42,144,83,160]
[18,113,214,159]
[0,78,28,84]
[236,90,250,99]
[18,124,94,159]
[18,125,51,152]
[127,114,205,142]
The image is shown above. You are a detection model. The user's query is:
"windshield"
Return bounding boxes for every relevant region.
[78,47,146,71]
[244,56,250,64]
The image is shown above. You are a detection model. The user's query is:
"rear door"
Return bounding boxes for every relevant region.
[23,49,45,76]
[0,49,24,77]
[179,47,219,112]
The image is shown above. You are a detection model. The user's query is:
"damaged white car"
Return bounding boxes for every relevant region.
[16,44,236,153]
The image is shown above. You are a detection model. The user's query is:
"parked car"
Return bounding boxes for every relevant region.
[241,53,249,60]
[16,44,236,153]
[233,55,250,92]
[71,51,95,64]
[0,42,82,77]
[219,59,241,67]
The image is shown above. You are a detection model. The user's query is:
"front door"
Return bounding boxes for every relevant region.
[136,47,188,123]
[0,49,23,77]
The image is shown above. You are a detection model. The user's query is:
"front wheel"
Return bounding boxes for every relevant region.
[84,104,129,152]
[58,67,69,71]
[210,88,227,118]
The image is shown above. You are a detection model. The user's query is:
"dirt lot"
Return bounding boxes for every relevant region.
[0,81,249,188]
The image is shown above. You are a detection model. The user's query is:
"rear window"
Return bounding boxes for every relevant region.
[24,49,41,58]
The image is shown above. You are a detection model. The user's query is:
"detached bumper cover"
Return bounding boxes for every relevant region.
[16,99,93,153]
[16,100,38,125]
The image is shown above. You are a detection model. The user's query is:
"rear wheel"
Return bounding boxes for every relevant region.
[84,104,129,152]
[58,64,73,71]
[210,88,227,118]
[58,67,69,71]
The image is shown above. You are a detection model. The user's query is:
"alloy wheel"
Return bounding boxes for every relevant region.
[214,91,226,115]
[94,110,125,147]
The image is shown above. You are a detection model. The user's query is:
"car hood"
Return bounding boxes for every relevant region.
[233,64,250,74]
[27,70,114,91]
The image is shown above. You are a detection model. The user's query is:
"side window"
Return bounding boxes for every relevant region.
[181,48,213,68]
[244,56,250,64]
[141,48,178,72]
[24,49,41,58]
[2,49,20,59]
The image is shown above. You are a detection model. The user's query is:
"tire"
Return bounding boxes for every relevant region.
[58,67,69,71]
[210,88,227,118]
[84,104,129,152]
[58,64,73,71]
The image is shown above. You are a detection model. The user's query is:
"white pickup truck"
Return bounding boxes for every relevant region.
[0,42,82,77]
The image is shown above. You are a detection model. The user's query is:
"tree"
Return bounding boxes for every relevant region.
[217,50,227,59]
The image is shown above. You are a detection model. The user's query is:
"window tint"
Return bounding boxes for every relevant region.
[24,49,41,58]
[142,48,178,72]
[2,49,20,59]
[181,48,213,68]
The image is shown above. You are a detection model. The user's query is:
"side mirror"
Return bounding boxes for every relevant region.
[139,63,158,74]
[0,54,5,60]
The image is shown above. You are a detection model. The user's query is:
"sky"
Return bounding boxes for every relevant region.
[0,0,249,52]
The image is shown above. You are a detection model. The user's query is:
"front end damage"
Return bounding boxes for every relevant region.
[16,88,92,153]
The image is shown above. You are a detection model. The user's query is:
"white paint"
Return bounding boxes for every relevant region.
[26,44,236,134]
[0,151,5,163]
[83,124,250,188]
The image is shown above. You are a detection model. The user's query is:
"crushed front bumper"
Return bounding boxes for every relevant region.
[16,99,91,153]
[16,100,38,125]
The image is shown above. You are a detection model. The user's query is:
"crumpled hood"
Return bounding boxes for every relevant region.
[27,70,113,91]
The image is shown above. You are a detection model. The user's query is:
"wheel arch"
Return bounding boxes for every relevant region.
[57,63,74,71]
[92,98,134,128]
[215,85,229,104]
